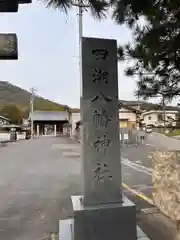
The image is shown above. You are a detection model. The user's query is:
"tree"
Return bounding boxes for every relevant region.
[113,0,180,100]
[34,98,69,112]
[39,0,180,101]
[40,0,108,19]
[22,107,30,118]
[1,104,23,125]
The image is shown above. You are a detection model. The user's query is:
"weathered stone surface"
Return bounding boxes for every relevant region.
[71,195,137,240]
[152,151,180,222]
[81,37,121,206]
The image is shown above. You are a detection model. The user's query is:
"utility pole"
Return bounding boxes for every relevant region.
[162,94,166,133]
[136,95,140,130]
[78,4,83,95]
[30,87,36,138]
[71,0,90,94]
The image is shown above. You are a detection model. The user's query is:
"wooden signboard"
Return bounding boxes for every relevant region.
[0,0,31,12]
[0,0,18,12]
[0,34,18,60]
[19,0,32,3]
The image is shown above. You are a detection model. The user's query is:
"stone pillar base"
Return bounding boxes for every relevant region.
[59,195,150,240]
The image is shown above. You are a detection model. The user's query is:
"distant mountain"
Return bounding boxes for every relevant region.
[119,100,179,111]
[1,81,178,117]
[0,81,69,116]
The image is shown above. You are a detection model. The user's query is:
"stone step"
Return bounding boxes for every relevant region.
[59,219,150,240]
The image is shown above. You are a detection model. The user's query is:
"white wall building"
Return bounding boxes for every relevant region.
[69,109,81,136]
[119,104,143,129]
[69,105,142,134]
[119,106,137,129]
[141,110,178,126]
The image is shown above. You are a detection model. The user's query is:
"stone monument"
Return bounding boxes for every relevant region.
[81,37,122,206]
[59,37,150,240]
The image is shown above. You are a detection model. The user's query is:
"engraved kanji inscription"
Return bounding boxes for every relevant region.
[92,92,112,103]
[92,163,112,183]
[93,109,112,128]
[92,49,108,60]
[92,68,108,84]
[93,134,111,153]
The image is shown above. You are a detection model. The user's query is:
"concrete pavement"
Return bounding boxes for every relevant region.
[0,135,178,240]
[146,132,180,150]
[0,137,82,240]
[121,137,180,240]
[57,139,179,240]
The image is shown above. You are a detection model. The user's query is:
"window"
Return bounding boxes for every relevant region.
[157,114,163,121]
[148,116,152,120]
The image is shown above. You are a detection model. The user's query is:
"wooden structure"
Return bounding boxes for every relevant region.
[29,111,69,135]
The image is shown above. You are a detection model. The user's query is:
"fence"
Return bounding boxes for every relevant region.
[72,126,146,146]
[120,129,146,147]
[0,132,25,141]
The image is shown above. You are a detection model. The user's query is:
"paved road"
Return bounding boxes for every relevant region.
[146,131,180,150]
[121,135,180,239]
[121,133,172,201]
[122,132,180,200]
[0,137,82,240]
[0,136,178,240]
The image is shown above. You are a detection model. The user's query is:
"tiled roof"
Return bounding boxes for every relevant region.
[70,108,80,113]
[119,103,144,113]
[29,111,69,121]
[0,115,10,121]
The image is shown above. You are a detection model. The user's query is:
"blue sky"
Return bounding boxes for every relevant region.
[0,1,170,108]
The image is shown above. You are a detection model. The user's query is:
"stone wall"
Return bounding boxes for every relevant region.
[152,151,180,222]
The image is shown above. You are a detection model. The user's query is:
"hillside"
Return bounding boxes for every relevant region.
[0,81,178,116]
[119,100,179,111]
[0,81,69,115]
